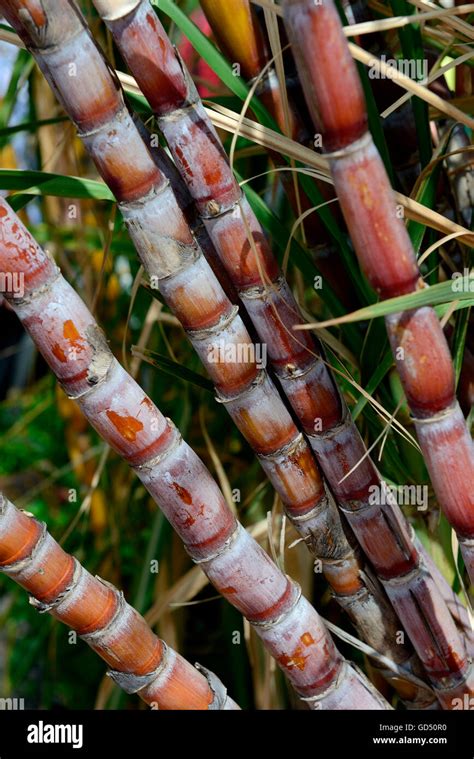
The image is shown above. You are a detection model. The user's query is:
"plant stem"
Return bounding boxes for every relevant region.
[0,493,238,710]
[200,0,356,310]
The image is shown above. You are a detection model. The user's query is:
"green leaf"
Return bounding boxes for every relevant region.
[0,116,68,138]
[351,350,393,421]
[358,61,396,186]
[132,510,168,614]
[436,299,474,317]
[0,48,34,150]
[0,169,115,201]
[416,514,457,589]
[124,90,153,119]
[426,37,474,70]
[311,278,474,326]
[8,194,37,211]
[408,174,439,256]
[408,130,452,261]
[132,347,214,392]
[452,306,470,387]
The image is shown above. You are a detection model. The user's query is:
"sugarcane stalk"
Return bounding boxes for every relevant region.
[82,0,474,707]
[200,0,356,310]
[0,493,238,710]
[145,127,241,306]
[282,0,474,587]
[0,196,390,709]
[0,0,427,704]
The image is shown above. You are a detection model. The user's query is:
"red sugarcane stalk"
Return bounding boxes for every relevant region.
[282,0,474,586]
[0,197,389,710]
[0,493,238,710]
[0,0,426,703]
[200,0,356,310]
[147,130,241,306]
[84,0,473,706]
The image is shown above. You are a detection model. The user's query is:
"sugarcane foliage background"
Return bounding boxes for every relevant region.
[0,0,472,710]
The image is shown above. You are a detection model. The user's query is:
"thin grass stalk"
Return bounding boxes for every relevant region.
[0,197,389,709]
[0,0,424,702]
[0,493,238,710]
[84,0,473,707]
[282,0,474,588]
